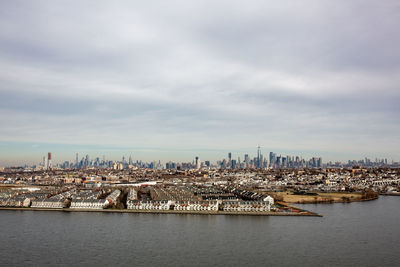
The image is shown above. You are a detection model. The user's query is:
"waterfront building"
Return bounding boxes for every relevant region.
[70,199,108,209]
[0,196,30,207]
[106,190,121,206]
[174,200,219,211]
[223,200,271,212]
[127,200,171,210]
[31,198,66,209]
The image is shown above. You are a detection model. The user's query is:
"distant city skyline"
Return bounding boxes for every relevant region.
[1,1,399,166]
[0,143,398,167]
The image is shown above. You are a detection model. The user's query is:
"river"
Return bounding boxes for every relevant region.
[0,196,399,266]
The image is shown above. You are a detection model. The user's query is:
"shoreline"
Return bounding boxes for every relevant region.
[269,191,380,204]
[0,207,322,217]
[380,192,400,196]
[282,195,379,204]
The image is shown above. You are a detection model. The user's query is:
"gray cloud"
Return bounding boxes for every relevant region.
[0,0,399,164]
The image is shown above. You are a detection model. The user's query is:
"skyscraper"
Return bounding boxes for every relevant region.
[269,152,277,168]
[244,154,249,168]
[269,152,273,167]
[47,152,52,170]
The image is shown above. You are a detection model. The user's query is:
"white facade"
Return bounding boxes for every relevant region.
[127,188,138,201]
[127,200,171,210]
[174,201,219,211]
[223,201,271,212]
[263,196,274,206]
[31,199,65,209]
[106,190,121,206]
[70,199,108,209]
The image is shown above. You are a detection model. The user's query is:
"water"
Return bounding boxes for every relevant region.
[0,196,399,266]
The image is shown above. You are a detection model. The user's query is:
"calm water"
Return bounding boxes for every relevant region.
[0,196,399,266]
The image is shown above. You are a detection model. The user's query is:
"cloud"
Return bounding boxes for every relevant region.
[0,0,399,164]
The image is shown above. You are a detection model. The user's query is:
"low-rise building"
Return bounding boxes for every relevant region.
[174,200,219,211]
[70,199,108,209]
[31,198,66,209]
[223,200,271,212]
[127,200,171,210]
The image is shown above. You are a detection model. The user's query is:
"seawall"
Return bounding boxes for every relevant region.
[0,207,322,217]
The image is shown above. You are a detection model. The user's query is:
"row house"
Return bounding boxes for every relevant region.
[70,199,108,209]
[31,198,66,209]
[223,201,271,212]
[127,200,171,210]
[106,190,121,206]
[127,188,138,201]
[174,201,219,211]
[0,196,30,207]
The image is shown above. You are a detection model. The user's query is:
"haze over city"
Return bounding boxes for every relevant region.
[1,0,399,166]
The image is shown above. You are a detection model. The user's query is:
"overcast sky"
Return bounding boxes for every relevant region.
[1,0,399,165]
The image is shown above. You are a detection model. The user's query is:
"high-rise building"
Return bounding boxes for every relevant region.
[269,152,277,168]
[244,154,249,168]
[195,156,200,169]
[317,157,322,168]
[276,156,281,167]
[47,152,52,170]
[231,159,236,168]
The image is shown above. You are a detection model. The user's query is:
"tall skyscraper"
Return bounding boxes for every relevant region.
[231,159,236,168]
[75,153,79,167]
[269,152,273,167]
[257,146,261,168]
[195,156,200,169]
[47,152,52,170]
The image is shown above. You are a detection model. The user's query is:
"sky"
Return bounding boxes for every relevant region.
[0,0,399,166]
